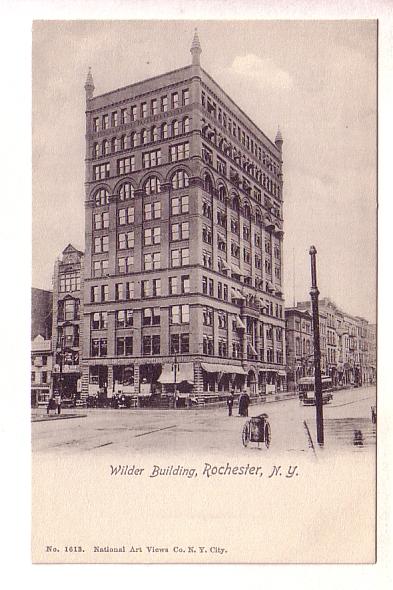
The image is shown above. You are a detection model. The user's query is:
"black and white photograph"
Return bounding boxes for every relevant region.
[26,16,380,567]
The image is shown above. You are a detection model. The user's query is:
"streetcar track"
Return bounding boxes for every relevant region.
[134,425,177,437]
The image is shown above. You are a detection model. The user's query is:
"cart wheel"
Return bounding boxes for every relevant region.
[242,422,250,447]
[264,421,271,449]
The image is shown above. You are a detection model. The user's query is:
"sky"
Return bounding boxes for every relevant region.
[32,20,377,322]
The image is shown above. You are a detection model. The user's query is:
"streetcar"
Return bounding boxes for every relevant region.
[298,376,333,406]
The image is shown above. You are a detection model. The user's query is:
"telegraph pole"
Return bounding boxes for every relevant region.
[309,246,324,445]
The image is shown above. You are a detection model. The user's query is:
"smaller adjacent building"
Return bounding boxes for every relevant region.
[285,307,313,390]
[51,244,84,402]
[31,335,53,406]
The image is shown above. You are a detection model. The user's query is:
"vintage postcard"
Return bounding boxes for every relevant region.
[31,19,377,565]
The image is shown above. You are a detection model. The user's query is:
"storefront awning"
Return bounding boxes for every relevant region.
[157,363,194,384]
[201,363,247,375]
[278,370,287,376]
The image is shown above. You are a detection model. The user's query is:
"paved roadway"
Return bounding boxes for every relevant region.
[31,385,376,457]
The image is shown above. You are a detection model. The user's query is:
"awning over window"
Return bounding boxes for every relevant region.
[236,290,246,301]
[231,264,243,276]
[201,363,247,375]
[236,316,246,330]
[278,370,287,377]
[157,363,194,384]
[248,342,258,355]
[221,260,231,271]
[258,298,268,309]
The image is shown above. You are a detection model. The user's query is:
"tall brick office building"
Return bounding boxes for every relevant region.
[82,31,286,405]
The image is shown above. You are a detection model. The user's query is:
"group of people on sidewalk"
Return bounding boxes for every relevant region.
[226,390,250,417]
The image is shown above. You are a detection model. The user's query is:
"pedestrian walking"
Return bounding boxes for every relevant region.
[227,391,234,416]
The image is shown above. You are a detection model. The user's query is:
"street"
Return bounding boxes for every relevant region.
[31,385,376,457]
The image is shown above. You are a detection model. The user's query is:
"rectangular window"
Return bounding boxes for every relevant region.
[172,92,179,109]
[169,276,178,295]
[126,282,134,300]
[118,157,135,175]
[116,309,133,328]
[116,336,133,356]
[141,280,150,298]
[91,338,107,357]
[202,276,207,294]
[118,255,134,274]
[111,111,118,127]
[130,105,137,121]
[102,114,109,129]
[118,206,134,226]
[141,102,147,118]
[208,278,214,296]
[170,142,190,162]
[101,285,108,302]
[118,231,134,250]
[93,260,108,277]
[151,98,158,115]
[181,275,190,293]
[93,117,99,132]
[142,335,161,356]
[115,283,124,301]
[120,108,127,124]
[93,163,110,180]
[182,89,189,105]
[144,252,161,270]
[161,95,168,112]
[152,278,161,296]
[91,286,99,302]
[142,149,162,169]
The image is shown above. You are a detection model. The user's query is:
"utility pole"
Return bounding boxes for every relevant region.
[173,351,179,409]
[309,246,324,445]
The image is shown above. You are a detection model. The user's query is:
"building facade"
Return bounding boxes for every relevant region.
[294,297,375,387]
[31,287,52,339]
[285,308,313,390]
[51,244,84,401]
[82,32,286,406]
[31,335,53,406]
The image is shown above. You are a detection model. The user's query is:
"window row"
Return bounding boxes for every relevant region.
[92,90,189,132]
[92,120,190,157]
[92,173,190,204]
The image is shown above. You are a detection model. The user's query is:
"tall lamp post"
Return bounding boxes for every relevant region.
[309,246,324,445]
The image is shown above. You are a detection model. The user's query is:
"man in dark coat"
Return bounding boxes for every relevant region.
[227,391,234,416]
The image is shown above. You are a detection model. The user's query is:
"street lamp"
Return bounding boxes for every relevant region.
[309,246,324,445]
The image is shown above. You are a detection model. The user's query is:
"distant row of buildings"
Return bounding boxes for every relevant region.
[31,32,375,408]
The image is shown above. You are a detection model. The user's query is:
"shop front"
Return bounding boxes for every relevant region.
[158,362,194,407]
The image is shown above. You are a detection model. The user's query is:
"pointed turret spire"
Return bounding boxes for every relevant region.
[275,126,283,150]
[190,28,202,66]
[84,67,95,100]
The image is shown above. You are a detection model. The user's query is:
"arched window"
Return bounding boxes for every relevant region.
[144,176,161,195]
[102,140,110,156]
[151,126,158,142]
[203,173,214,195]
[256,209,262,224]
[218,185,226,202]
[111,137,116,153]
[130,132,137,148]
[183,117,190,133]
[172,120,179,137]
[232,196,240,212]
[94,188,109,206]
[171,170,189,190]
[296,338,301,356]
[93,143,99,158]
[244,203,251,220]
[161,122,168,139]
[141,129,148,145]
[119,135,126,151]
[119,183,134,201]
